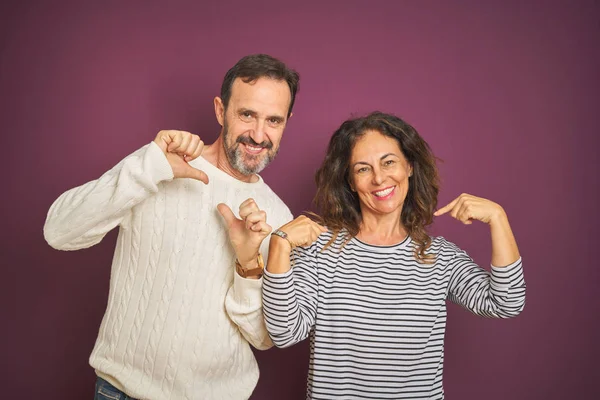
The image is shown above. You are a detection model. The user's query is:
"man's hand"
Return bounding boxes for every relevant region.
[153,130,209,183]
[217,199,272,270]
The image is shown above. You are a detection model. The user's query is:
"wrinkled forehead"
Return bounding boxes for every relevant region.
[229,77,291,116]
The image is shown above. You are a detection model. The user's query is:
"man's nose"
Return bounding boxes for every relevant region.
[250,119,266,145]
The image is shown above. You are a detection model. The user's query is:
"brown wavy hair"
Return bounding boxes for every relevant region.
[314,111,439,262]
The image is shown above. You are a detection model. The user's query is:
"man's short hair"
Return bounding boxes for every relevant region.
[220,54,300,118]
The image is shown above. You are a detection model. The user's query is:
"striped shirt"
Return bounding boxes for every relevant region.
[262,231,525,399]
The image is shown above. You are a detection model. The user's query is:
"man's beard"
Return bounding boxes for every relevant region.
[223,121,279,175]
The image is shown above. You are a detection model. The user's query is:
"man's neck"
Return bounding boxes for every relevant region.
[201,136,259,183]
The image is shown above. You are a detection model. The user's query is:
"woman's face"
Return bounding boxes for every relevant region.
[348,130,412,220]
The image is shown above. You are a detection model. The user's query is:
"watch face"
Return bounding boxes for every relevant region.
[274,230,287,239]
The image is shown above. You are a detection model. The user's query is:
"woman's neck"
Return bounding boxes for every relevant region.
[357,210,407,246]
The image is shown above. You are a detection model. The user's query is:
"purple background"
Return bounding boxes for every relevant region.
[2,1,599,399]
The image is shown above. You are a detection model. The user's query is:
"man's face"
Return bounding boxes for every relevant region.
[216,77,292,175]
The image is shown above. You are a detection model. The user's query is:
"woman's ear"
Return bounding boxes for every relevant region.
[347,176,356,192]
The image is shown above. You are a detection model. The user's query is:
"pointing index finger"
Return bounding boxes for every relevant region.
[434,197,459,217]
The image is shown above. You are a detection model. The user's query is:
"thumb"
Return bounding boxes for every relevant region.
[217,203,237,228]
[185,166,209,184]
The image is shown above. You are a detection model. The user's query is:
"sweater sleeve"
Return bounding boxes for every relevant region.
[447,250,526,318]
[225,271,274,350]
[224,207,294,351]
[262,245,319,348]
[43,142,174,250]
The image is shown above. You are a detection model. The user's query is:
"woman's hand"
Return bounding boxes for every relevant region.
[273,215,328,251]
[434,193,506,225]
[434,193,520,266]
[267,215,327,275]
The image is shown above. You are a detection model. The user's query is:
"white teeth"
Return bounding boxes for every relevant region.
[247,145,262,151]
[374,187,394,197]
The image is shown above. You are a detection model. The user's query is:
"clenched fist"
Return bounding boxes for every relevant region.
[154,130,209,183]
[265,215,328,275]
[273,215,328,251]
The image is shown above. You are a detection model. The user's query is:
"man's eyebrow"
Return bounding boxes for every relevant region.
[267,114,285,121]
[236,108,284,121]
[237,108,257,115]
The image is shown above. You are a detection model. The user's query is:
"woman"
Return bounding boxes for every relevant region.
[262,112,525,399]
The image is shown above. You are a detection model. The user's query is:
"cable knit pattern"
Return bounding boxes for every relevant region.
[121,189,165,377]
[44,142,293,400]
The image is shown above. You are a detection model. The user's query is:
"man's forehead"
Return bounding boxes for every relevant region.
[230,77,291,105]
[232,76,287,88]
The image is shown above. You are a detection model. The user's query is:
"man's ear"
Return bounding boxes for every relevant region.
[214,97,225,127]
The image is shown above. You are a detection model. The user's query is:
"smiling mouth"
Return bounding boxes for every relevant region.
[243,143,265,154]
[372,186,395,198]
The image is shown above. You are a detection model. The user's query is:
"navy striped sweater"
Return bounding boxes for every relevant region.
[263,231,525,399]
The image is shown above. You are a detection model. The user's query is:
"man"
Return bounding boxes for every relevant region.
[44,54,299,400]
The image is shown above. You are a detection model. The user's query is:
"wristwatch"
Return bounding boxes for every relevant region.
[271,229,294,248]
[235,253,264,278]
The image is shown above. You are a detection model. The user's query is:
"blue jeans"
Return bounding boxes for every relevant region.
[94,377,138,400]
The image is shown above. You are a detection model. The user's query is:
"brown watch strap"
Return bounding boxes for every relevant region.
[235,253,264,278]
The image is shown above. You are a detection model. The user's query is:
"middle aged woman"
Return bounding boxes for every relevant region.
[261,111,526,400]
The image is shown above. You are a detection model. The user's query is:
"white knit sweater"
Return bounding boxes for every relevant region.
[44,142,293,400]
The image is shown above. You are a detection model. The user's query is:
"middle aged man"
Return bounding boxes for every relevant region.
[44,54,299,400]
